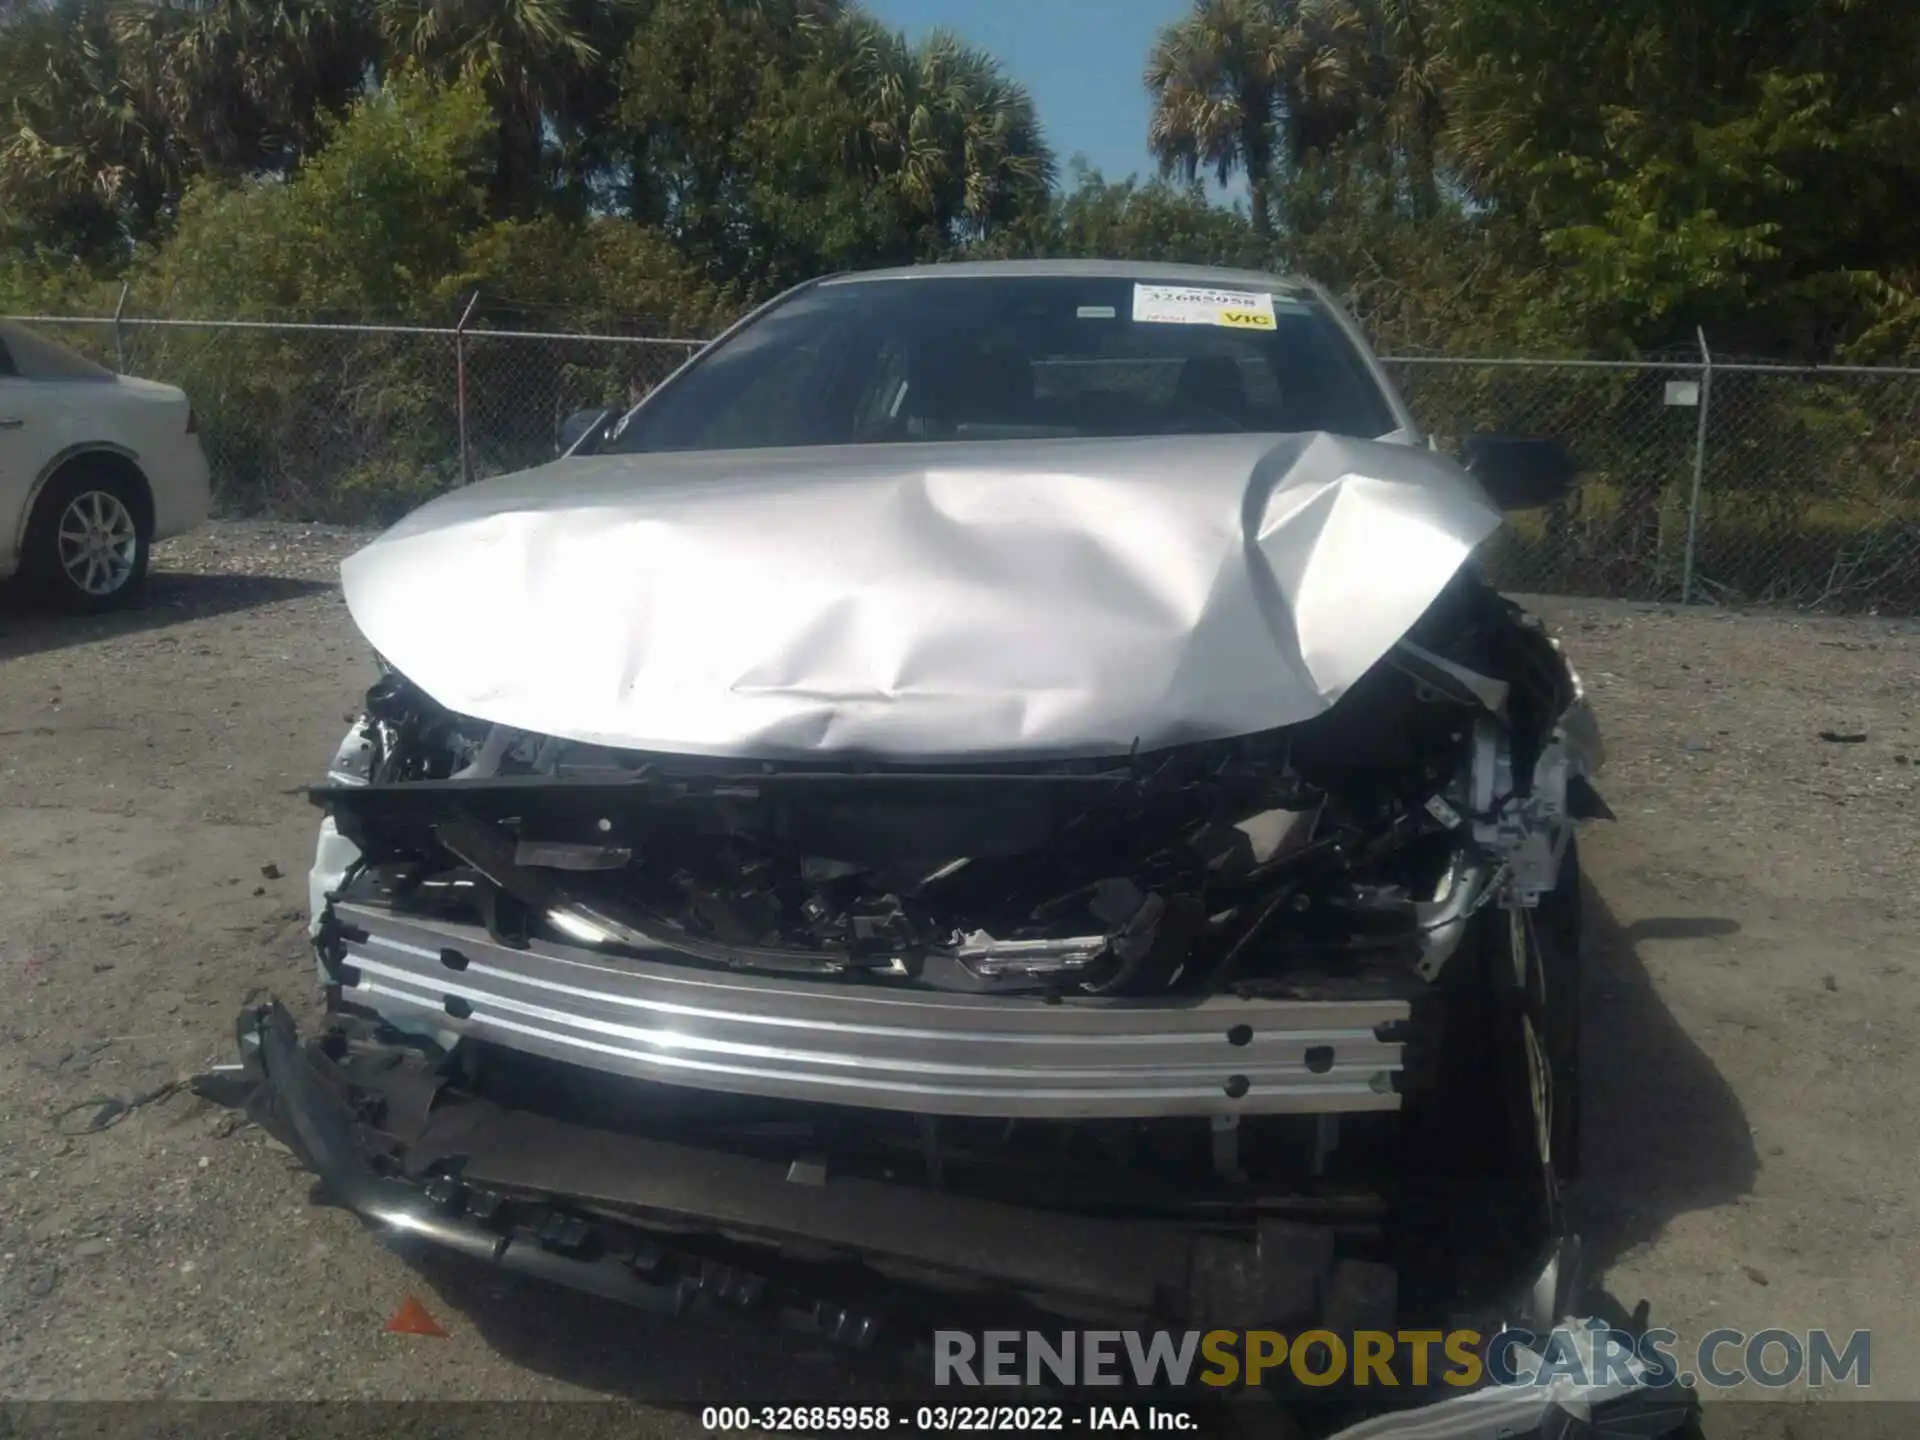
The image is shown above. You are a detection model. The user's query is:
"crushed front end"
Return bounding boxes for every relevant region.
[194,570,1669,1433]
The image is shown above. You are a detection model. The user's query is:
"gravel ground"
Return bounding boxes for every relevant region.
[0,521,1915,1425]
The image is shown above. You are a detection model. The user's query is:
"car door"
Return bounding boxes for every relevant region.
[0,331,44,574]
[0,324,104,578]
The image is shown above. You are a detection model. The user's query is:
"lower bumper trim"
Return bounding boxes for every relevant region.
[196,1002,1696,1440]
[210,1001,1280,1325]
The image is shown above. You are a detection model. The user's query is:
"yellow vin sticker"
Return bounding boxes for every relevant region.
[1132,284,1278,330]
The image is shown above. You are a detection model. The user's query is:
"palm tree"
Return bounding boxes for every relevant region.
[374,0,638,216]
[1365,0,1446,217]
[108,0,376,181]
[1144,0,1370,236]
[612,0,854,248]
[542,0,669,213]
[0,0,189,248]
[851,22,1055,246]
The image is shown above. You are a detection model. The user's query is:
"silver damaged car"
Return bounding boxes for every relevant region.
[202,262,1686,1437]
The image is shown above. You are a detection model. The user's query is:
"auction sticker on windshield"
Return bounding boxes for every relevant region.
[1132,284,1276,330]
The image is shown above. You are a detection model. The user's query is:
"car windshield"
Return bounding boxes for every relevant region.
[605,274,1398,454]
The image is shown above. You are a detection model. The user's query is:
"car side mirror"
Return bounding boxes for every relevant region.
[557,407,613,457]
[1460,434,1578,511]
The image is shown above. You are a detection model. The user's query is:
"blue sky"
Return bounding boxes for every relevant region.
[865,0,1226,194]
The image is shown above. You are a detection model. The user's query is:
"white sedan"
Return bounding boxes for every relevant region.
[0,319,211,609]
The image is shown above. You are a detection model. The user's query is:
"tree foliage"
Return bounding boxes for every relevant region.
[614,1,1052,293]
[110,0,375,183]
[2,0,1917,360]
[140,68,495,320]
[0,0,188,256]
[1144,0,1372,236]
[1437,0,1920,354]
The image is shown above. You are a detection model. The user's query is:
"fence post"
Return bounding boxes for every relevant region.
[111,282,130,374]
[455,290,480,486]
[1680,327,1714,604]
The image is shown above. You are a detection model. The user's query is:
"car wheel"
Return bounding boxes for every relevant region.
[21,464,152,612]
[1501,909,1561,1225]
[1477,838,1584,1181]
[1403,846,1583,1278]
[1534,836,1583,1180]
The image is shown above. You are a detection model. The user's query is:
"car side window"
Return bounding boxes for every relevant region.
[0,321,114,380]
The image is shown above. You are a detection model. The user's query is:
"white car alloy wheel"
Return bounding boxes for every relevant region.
[56,488,141,596]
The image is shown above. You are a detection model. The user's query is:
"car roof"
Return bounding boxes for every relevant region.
[818,258,1324,297]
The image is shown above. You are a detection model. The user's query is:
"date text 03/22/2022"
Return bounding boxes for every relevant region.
[700,1405,1199,1431]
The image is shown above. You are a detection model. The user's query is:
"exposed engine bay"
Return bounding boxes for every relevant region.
[314,571,1604,1008]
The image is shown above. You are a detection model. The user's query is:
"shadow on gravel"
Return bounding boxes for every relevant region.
[1623,916,1743,943]
[396,1242,899,1404]
[1573,880,1758,1283]
[0,570,330,660]
[378,878,1758,1405]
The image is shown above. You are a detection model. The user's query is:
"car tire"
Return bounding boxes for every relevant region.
[1536,836,1583,1180]
[20,462,152,612]
[1402,843,1584,1284]
[1477,839,1583,1186]
[1479,854,1583,1195]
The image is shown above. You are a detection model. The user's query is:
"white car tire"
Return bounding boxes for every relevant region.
[21,461,153,612]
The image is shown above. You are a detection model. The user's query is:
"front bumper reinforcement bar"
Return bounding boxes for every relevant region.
[328,900,1411,1119]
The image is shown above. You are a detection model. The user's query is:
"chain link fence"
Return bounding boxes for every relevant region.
[6,313,699,521]
[1383,351,1920,611]
[9,310,1920,613]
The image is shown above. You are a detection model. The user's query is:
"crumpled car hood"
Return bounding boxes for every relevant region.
[340,433,1503,761]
